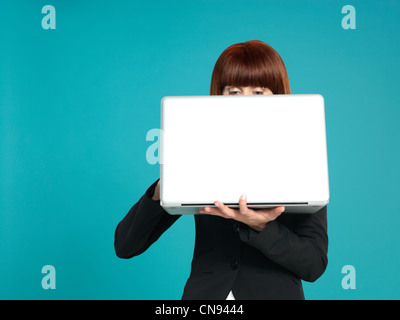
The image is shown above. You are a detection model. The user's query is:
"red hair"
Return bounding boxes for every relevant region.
[210,40,291,95]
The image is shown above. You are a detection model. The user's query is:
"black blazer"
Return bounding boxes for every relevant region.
[114,179,328,300]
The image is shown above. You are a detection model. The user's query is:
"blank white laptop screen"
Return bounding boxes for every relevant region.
[160,94,329,214]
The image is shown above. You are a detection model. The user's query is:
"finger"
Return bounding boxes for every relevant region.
[278,206,286,214]
[238,194,250,215]
[269,206,285,220]
[199,206,220,215]
[256,206,285,218]
[214,200,236,218]
[200,208,224,219]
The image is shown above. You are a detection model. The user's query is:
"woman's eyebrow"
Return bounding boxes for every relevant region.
[227,86,241,90]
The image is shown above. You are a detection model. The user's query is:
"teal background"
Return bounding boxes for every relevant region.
[1,0,399,299]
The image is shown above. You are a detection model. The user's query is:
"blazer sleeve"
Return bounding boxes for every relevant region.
[114,179,181,259]
[239,206,328,282]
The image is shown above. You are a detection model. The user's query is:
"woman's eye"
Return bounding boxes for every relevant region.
[254,91,263,95]
[229,91,240,95]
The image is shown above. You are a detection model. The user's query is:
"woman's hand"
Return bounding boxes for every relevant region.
[199,194,285,232]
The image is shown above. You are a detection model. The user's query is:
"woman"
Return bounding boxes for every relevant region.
[114,40,328,300]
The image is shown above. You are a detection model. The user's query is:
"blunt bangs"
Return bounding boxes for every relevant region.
[210,40,291,95]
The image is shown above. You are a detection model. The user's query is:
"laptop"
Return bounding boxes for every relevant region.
[160,94,329,214]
